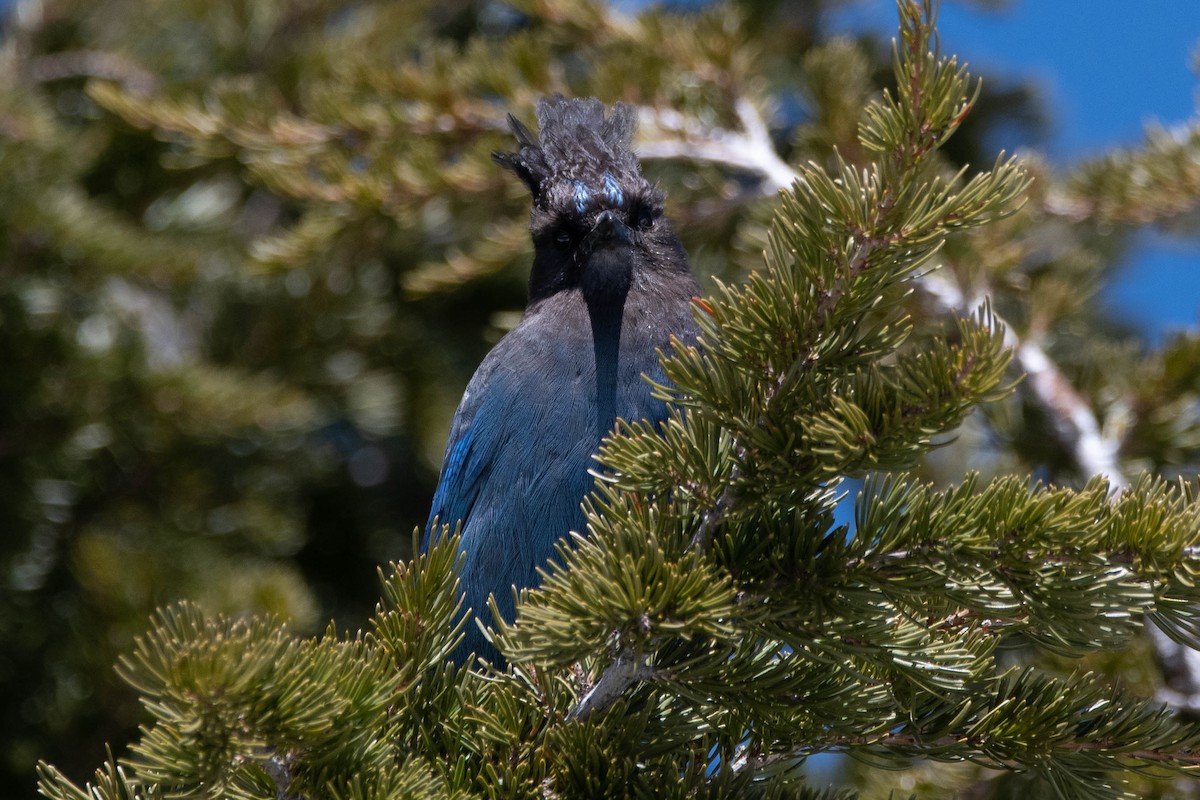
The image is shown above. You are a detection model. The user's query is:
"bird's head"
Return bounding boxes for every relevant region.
[494,96,690,306]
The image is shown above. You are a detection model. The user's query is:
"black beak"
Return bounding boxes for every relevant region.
[585,209,633,251]
[577,209,635,301]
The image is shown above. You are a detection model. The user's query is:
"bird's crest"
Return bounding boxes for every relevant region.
[493,95,645,210]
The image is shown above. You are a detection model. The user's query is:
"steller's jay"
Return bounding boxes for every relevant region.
[426,96,701,663]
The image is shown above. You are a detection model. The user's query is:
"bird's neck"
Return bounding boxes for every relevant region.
[522,266,696,437]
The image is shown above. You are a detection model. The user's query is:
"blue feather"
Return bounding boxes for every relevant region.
[602,172,623,207]
[573,181,591,216]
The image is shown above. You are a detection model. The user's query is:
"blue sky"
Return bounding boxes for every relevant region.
[833,0,1200,340]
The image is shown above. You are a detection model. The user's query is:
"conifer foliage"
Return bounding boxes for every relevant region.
[31,1,1200,797]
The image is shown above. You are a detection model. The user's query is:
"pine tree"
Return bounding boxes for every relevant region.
[23,1,1200,797]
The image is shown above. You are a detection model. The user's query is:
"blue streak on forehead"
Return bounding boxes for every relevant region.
[571,174,627,216]
[602,172,624,207]
[573,181,592,216]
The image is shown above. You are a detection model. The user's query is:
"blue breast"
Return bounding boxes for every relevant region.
[426,290,679,662]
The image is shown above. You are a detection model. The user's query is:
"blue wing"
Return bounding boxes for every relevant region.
[424,336,595,660]
[426,407,493,545]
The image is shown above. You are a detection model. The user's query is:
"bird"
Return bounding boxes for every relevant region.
[426,95,701,663]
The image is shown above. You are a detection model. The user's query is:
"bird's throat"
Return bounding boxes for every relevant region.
[587,293,625,439]
[579,245,633,304]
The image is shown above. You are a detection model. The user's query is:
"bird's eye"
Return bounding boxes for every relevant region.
[552,229,573,250]
[634,203,655,230]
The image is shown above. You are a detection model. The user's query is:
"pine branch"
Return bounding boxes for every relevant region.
[636,97,1132,495]
[1057,118,1200,225]
[554,9,1200,776]
[734,732,1200,772]
[561,2,1027,725]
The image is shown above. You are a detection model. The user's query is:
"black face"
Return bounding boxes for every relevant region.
[492,97,692,306]
[526,171,669,304]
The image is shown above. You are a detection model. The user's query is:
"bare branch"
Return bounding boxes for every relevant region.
[920,271,1129,493]
[566,647,660,722]
[637,100,798,194]
[256,749,309,800]
[27,50,161,95]
[1149,625,1200,713]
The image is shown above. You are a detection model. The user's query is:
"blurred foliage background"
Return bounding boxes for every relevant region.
[1,0,1197,797]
